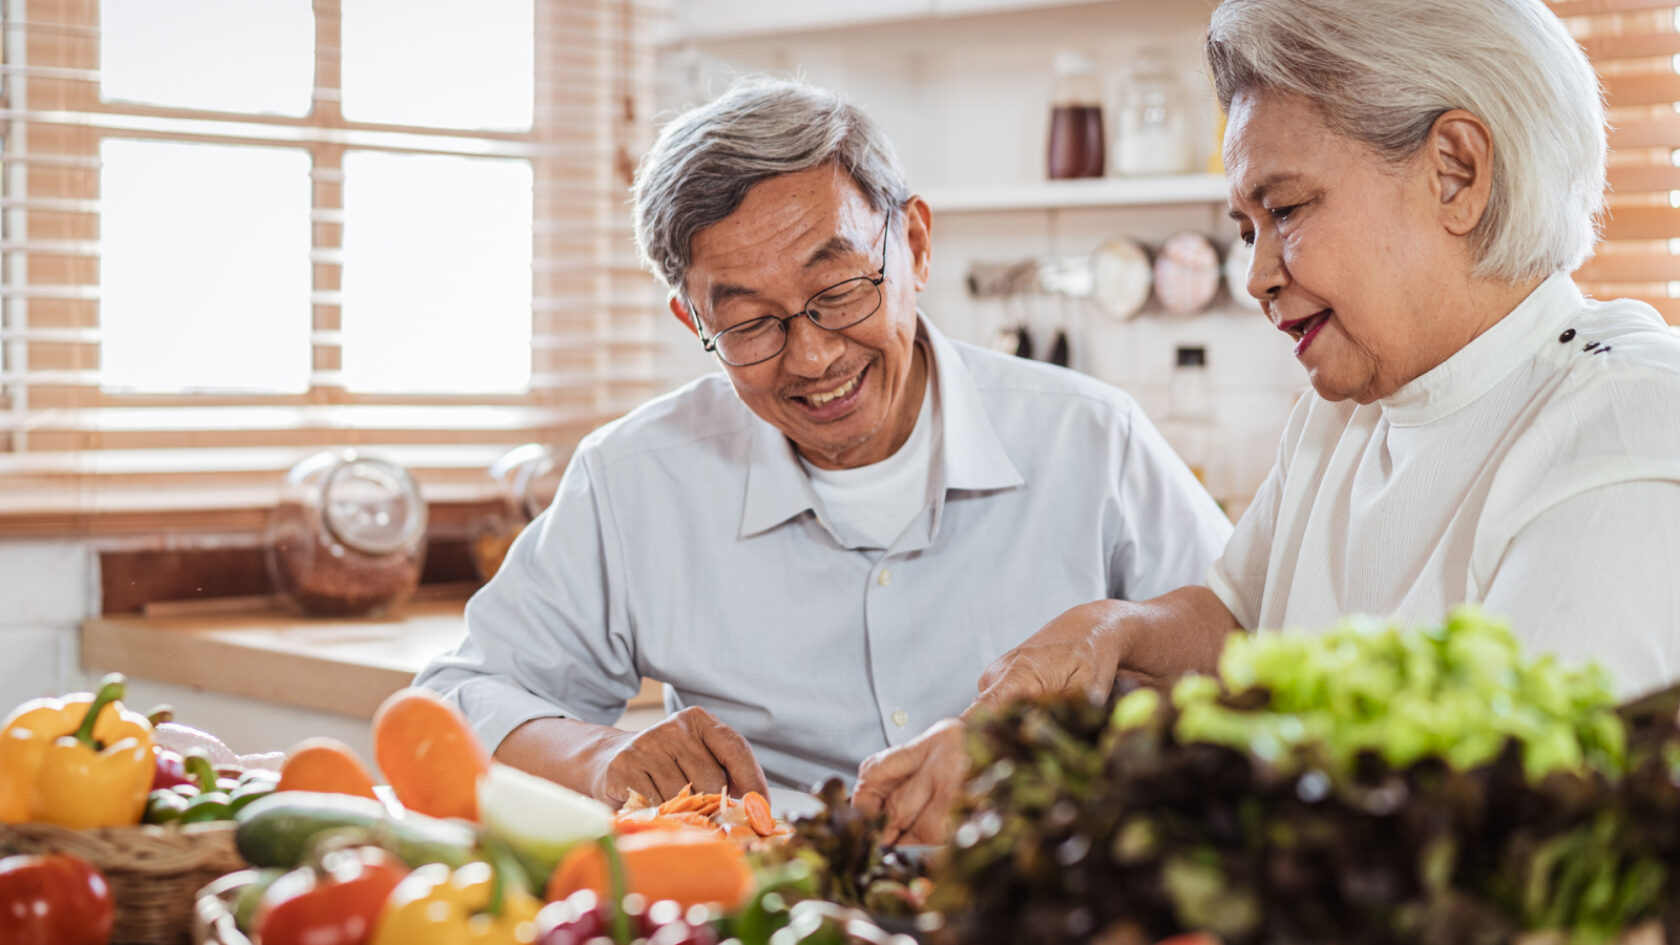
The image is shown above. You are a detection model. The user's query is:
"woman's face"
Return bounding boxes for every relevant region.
[1224,89,1481,404]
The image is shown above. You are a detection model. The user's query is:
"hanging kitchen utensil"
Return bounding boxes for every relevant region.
[1090,236,1152,321]
[1154,231,1221,317]
[1047,327,1070,367]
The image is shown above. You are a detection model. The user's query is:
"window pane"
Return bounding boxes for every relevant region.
[341,0,534,131]
[100,140,312,393]
[341,151,532,393]
[100,0,314,116]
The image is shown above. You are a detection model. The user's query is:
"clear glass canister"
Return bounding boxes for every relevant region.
[471,443,568,583]
[1113,49,1191,176]
[267,450,427,617]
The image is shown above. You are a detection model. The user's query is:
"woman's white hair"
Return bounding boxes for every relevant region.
[1206,0,1606,283]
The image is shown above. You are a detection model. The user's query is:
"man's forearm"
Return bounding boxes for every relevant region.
[494,715,625,800]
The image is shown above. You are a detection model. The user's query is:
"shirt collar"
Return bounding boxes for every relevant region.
[1380,272,1581,426]
[737,312,1024,539]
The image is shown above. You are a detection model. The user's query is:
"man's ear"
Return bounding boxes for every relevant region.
[669,293,699,338]
[902,195,933,292]
[1428,109,1494,238]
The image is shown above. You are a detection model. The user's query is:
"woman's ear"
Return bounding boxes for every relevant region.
[902,195,933,291]
[1428,109,1495,237]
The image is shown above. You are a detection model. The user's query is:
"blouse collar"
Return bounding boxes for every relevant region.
[1379,272,1581,426]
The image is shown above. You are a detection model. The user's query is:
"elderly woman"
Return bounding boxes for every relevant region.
[854,0,1680,842]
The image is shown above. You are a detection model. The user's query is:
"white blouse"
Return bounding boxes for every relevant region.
[1209,273,1680,698]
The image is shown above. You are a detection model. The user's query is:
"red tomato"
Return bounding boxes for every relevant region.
[0,853,114,945]
[254,846,407,945]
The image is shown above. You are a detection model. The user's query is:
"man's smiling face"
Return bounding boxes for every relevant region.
[673,164,930,469]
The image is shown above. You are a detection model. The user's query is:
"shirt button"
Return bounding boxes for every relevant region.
[877,568,892,586]
[1559,328,1576,343]
[891,709,909,727]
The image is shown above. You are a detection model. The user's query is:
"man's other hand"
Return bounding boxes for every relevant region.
[595,705,769,806]
[852,718,968,845]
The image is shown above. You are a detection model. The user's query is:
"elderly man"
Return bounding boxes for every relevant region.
[856,0,1680,843]
[415,76,1230,806]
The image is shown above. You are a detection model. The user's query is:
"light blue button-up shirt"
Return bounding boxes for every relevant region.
[417,316,1231,790]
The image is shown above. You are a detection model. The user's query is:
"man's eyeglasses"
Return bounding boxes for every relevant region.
[688,211,892,367]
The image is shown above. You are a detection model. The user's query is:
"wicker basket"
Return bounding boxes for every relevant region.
[0,821,245,945]
[191,870,254,945]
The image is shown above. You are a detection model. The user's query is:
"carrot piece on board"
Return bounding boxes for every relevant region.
[742,791,774,837]
[371,687,489,821]
[275,736,379,799]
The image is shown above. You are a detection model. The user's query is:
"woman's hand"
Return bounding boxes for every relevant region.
[851,587,1240,844]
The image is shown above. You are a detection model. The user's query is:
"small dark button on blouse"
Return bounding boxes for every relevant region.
[1559,328,1577,343]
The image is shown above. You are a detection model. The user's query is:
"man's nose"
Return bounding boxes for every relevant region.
[781,313,845,375]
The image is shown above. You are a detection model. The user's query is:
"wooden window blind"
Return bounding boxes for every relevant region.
[1554,0,1680,324]
[0,0,668,531]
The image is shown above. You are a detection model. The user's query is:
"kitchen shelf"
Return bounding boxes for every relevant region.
[921,173,1229,213]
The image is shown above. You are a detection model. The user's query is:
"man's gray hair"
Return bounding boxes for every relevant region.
[1207,0,1605,283]
[632,76,912,294]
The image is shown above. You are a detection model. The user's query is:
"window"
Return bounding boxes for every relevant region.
[1554,0,1680,324]
[0,0,667,530]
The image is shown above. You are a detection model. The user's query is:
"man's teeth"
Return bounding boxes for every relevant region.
[806,374,861,406]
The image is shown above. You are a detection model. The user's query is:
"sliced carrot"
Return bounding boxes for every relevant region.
[548,829,754,909]
[275,736,379,799]
[371,687,489,821]
[655,784,694,815]
[742,791,774,837]
[614,813,721,835]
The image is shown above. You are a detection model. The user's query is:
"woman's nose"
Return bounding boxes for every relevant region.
[1246,240,1287,304]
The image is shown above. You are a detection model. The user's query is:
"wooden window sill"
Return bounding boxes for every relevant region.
[80,592,663,719]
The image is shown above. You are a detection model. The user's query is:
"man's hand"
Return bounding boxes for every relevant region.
[496,707,768,808]
[593,706,769,806]
[852,718,968,845]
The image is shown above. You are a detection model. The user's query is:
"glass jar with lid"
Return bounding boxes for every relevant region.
[471,443,568,583]
[267,449,427,617]
[1112,49,1192,176]
[1046,49,1105,180]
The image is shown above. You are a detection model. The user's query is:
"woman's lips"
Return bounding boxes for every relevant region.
[1277,310,1332,357]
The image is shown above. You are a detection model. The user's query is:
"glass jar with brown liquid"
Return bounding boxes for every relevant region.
[1047,49,1105,180]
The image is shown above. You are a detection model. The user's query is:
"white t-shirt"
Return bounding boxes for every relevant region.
[1209,273,1680,698]
[800,359,938,550]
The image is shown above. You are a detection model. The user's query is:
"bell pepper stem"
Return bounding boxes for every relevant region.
[479,833,530,920]
[72,673,128,751]
[598,834,632,945]
[182,749,219,793]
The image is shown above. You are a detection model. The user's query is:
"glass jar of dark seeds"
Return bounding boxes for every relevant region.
[267,450,427,617]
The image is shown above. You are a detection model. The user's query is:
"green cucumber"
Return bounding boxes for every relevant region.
[234,791,478,869]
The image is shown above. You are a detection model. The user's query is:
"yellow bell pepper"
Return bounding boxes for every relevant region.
[371,860,542,945]
[0,673,155,829]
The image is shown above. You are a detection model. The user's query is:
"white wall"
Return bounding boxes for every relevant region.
[0,541,96,706]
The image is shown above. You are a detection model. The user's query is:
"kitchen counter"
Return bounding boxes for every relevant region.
[80,593,664,720]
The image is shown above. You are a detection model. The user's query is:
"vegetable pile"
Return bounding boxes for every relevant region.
[930,607,1680,945]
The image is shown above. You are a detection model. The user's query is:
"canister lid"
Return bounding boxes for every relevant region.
[322,455,427,557]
